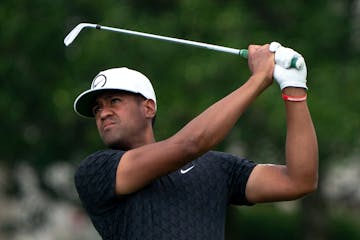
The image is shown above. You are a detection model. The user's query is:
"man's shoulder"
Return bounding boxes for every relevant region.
[88,149,126,159]
[75,149,125,179]
[80,149,125,165]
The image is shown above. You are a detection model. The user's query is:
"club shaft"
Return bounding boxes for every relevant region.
[65,23,302,69]
[97,25,243,55]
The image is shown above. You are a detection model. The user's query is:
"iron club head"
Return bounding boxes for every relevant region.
[64,23,98,46]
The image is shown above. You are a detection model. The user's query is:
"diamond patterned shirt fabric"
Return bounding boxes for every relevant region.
[75,149,256,240]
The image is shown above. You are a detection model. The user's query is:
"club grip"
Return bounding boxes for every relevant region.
[239,49,302,69]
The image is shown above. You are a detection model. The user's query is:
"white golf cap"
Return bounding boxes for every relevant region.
[74,67,157,118]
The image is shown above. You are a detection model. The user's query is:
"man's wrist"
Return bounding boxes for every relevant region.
[249,72,272,91]
[282,87,307,96]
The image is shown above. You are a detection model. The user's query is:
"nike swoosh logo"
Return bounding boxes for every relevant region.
[180,165,195,174]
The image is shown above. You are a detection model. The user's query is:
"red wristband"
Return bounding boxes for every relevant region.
[282,93,307,102]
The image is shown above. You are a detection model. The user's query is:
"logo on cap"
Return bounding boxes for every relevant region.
[91,74,107,89]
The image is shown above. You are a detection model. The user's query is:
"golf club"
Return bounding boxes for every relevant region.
[64,23,302,69]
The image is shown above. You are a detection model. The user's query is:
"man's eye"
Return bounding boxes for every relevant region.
[92,106,101,115]
[111,98,121,104]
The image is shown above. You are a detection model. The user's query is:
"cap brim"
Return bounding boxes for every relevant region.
[74,88,119,118]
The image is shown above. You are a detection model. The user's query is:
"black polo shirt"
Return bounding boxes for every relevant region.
[75,150,256,240]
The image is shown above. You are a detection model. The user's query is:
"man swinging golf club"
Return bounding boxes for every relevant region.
[73,42,318,240]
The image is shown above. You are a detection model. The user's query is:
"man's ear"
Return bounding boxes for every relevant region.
[143,99,156,118]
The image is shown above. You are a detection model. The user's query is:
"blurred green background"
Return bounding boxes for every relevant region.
[1,0,360,239]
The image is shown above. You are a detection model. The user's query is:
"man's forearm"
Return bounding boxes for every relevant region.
[174,73,269,156]
[283,87,318,192]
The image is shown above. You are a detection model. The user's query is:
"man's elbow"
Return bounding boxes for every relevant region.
[295,177,318,198]
[175,134,207,159]
[304,180,318,195]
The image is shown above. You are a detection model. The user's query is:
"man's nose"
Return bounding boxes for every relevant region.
[99,106,114,120]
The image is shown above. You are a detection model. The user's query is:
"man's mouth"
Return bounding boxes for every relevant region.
[103,121,116,131]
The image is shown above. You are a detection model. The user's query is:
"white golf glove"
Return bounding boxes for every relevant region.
[269,42,307,90]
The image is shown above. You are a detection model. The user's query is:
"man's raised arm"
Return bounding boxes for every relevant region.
[246,44,318,203]
[116,44,275,195]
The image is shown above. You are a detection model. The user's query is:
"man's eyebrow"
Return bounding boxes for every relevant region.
[96,93,113,101]
[93,92,123,105]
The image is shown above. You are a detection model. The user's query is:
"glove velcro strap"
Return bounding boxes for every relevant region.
[282,93,307,102]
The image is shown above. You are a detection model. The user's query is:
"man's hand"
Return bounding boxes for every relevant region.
[247,44,275,90]
[271,43,308,90]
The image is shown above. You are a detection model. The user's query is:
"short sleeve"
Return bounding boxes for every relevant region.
[221,153,257,205]
[74,149,125,215]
